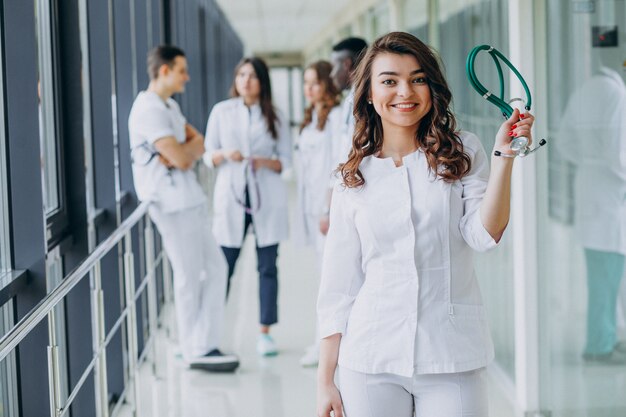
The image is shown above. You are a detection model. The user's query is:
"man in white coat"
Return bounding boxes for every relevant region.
[128,45,239,371]
[316,38,368,239]
[557,64,626,364]
[329,37,368,167]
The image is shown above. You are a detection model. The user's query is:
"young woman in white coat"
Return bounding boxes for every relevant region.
[294,60,342,367]
[204,57,292,356]
[316,32,535,417]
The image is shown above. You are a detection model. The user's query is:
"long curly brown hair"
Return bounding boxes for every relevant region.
[341,32,471,188]
[300,60,341,133]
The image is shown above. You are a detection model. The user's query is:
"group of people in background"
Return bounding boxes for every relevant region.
[128,37,368,372]
[129,30,540,416]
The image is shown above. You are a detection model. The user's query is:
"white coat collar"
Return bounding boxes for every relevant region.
[363,148,422,171]
[235,96,262,116]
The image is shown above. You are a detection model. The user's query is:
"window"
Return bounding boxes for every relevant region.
[537,1,626,415]
[35,0,68,246]
[0,19,18,417]
[0,28,8,275]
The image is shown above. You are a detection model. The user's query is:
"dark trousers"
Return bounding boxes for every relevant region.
[221,200,279,326]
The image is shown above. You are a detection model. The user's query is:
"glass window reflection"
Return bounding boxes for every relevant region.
[35,0,61,217]
[540,0,626,415]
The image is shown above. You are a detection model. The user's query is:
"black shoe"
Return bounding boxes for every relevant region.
[582,349,626,365]
[188,349,240,372]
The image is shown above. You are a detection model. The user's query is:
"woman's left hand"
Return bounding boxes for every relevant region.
[250,157,264,171]
[493,108,535,157]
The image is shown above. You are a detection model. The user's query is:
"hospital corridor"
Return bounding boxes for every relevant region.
[1,1,625,417]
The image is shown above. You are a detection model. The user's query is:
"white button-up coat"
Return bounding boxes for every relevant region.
[556,67,626,255]
[204,98,292,248]
[317,131,498,377]
[293,107,343,246]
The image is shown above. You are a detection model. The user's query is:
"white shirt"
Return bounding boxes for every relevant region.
[128,91,206,213]
[204,97,292,248]
[293,107,343,246]
[556,67,626,254]
[318,131,498,377]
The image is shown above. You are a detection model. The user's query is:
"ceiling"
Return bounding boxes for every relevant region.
[214,0,352,55]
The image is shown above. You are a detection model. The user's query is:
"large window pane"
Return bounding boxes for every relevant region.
[35,0,62,217]
[538,1,626,416]
[438,0,514,379]
[0,18,18,417]
[406,0,429,42]
[371,3,390,37]
[0,85,8,274]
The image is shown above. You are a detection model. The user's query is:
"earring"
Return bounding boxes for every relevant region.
[368,100,372,104]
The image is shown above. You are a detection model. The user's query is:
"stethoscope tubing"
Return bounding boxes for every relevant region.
[230,157,261,215]
[466,44,547,157]
[465,45,532,118]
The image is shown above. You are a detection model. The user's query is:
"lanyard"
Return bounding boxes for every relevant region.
[231,158,261,215]
[466,45,546,157]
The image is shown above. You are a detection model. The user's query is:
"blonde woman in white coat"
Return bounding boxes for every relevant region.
[317,32,535,417]
[204,57,292,357]
[295,60,342,367]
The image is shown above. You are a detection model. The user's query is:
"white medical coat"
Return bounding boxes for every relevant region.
[336,88,356,165]
[293,107,343,246]
[318,132,498,377]
[556,67,626,255]
[204,97,292,248]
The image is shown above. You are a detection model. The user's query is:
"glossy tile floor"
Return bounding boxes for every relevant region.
[118,224,519,417]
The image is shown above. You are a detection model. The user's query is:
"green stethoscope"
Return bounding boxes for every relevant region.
[466,45,546,158]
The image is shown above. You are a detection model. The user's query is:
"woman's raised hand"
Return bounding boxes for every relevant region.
[493,108,535,157]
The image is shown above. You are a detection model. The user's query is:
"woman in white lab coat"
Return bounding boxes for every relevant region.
[204,57,291,357]
[556,65,626,363]
[294,60,342,366]
[316,32,535,417]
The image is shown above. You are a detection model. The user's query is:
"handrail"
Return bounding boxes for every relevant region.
[0,202,150,362]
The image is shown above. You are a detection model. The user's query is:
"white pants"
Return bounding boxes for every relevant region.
[337,367,488,417]
[149,203,228,361]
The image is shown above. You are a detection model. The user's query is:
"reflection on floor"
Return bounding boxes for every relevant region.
[118,228,519,417]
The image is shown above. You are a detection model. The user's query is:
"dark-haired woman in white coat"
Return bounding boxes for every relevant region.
[204,57,291,357]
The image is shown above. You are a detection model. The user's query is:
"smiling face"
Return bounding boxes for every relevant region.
[369,52,432,134]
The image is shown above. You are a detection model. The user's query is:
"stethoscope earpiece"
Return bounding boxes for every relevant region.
[494,138,547,158]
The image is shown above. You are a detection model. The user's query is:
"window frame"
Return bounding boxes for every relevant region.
[36,0,70,250]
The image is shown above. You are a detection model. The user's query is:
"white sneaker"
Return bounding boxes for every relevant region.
[300,345,319,367]
[257,334,278,356]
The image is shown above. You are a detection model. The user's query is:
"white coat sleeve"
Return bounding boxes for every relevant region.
[132,103,177,145]
[317,184,365,338]
[203,104,222,169]
[276,111,293,171]
[459,133,499,252]
[328,107,346,189]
